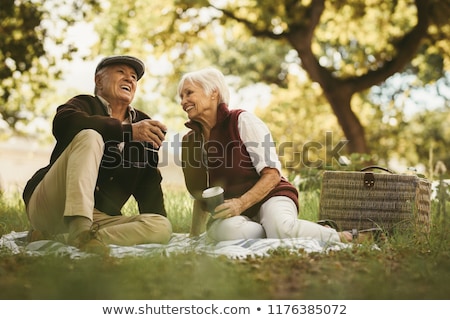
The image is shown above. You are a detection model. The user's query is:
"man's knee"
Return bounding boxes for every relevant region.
[73,129,104,152]
[142,215,173,244]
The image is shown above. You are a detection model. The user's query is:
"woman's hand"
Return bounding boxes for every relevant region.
[212,167,281,220]
[212,198,245,219]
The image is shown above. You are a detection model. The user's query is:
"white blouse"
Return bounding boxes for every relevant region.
[237,112,282,175]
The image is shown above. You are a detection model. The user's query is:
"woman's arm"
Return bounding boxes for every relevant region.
[214,111,282,219]
[238,167,280,210]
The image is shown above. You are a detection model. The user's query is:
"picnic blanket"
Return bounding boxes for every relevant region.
[0,231,351,259]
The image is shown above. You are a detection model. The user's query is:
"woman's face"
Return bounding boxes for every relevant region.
[179,80,217,123]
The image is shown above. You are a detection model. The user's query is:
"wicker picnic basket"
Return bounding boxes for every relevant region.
[318,166,432,233]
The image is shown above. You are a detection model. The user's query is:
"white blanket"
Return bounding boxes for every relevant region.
[0,231,350,259]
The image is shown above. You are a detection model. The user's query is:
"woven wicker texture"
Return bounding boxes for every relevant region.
[319,171,431,232]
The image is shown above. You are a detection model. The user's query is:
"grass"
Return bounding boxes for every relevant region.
[0,188,449,300]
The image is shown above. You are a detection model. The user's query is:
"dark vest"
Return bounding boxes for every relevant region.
[182,103,298,218]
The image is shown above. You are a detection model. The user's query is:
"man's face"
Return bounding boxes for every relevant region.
[96,64,138,105]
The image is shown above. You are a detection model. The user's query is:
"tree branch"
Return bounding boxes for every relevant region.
[286,0,337,91]
[348,0,430,93]
[211,4,286,40]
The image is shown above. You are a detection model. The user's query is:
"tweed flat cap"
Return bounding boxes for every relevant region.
[95,55,145,80]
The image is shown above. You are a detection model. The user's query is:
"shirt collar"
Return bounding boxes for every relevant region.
[97,95,136,123]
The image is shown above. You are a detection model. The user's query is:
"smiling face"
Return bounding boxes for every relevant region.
[95,64,138,105]
[179,80,218,125]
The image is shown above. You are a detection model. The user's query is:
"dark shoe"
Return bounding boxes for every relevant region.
[68,224,110,256]
[27,229,67,244]
[27,229,49,242]
[348,227,385,243]
[317,219,340,231]
[27,229,47,243]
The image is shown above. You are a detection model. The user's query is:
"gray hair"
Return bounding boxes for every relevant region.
[177,67,230,104]
[94,67,108,95]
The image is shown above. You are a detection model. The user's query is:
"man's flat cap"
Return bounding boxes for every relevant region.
[95,55,145,80]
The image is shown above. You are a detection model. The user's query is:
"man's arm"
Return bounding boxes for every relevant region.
[53,95,128,143]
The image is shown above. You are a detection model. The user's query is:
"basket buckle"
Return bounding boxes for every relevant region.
[364,172,375,188]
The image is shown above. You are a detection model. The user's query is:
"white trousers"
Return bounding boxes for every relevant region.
[207,196,340,243]
[27,129,172,245]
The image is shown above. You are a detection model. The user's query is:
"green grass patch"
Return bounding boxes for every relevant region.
[1,188,450,299]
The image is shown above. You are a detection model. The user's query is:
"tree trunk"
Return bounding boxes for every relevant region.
[285,0,430,155]
[285,0,368,154]
[220,0,431,155]
[324,85,368,154]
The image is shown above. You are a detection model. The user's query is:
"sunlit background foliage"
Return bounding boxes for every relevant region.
[1,0,449,179]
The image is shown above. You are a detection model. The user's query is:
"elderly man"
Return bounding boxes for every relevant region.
[23,55,172,255]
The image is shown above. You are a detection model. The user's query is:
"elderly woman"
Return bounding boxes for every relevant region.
[178,67,360,243]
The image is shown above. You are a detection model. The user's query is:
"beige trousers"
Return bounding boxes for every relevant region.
[27,129,172,245]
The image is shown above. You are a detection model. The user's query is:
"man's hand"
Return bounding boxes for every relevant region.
[132,119,167,148]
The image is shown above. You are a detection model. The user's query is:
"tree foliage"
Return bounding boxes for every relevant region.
[92,0,449,156]
[0,0,100,137]
[2,0,449,174]
[88,0,450,173]
[213,0,449,154]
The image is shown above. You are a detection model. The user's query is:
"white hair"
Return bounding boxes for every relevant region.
[177,67,230,104]
[94,66,108,95]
